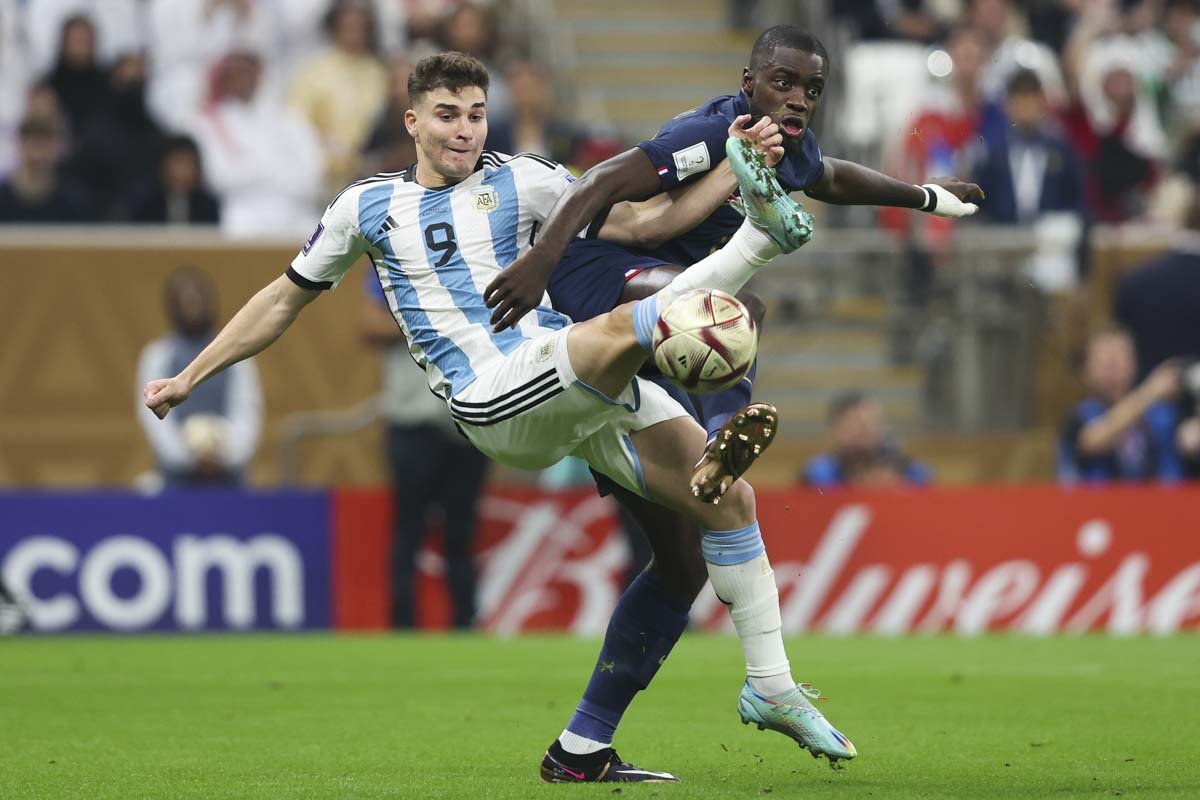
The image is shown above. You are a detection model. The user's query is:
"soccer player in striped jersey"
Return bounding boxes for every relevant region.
[144,51,852,782]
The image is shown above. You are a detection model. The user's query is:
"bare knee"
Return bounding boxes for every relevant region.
[698,480,756,531]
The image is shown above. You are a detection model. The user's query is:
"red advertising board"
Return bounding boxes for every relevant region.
[332,485,1200,635]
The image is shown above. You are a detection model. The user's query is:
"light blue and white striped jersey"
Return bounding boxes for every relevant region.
[288,151,575,400]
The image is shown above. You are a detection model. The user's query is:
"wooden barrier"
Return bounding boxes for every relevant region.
[0,231,382,486]
[0,228,1177,488]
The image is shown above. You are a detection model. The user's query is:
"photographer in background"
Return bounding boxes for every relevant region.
[803,391,931,488]
[1115,188,1200,476]
[1058,327,1192,483]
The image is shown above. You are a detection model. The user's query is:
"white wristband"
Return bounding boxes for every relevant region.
[919,183,979,218]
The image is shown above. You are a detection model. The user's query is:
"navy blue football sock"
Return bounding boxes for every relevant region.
[564,571,691,746]
[698,360,757,441]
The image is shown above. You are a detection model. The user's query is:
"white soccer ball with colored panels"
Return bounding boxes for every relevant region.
[652,288,757,394]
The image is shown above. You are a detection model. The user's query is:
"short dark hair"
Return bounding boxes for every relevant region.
[408,51,490,107]
[750,25,829,70]
[1006,68,1043,97]
[827,390,871,425]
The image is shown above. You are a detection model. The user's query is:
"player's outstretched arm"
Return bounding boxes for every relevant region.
[484,145,664,331]
[144,275,320,419]
[598,115,784,248]
[806,157,983,217]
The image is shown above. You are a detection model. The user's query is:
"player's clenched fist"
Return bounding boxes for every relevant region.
[144,377,190,419]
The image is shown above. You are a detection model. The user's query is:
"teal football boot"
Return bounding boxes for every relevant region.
[737,680,857,768]
[725,137,816,253]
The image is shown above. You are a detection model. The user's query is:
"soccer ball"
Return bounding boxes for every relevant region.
[652,288,757,394]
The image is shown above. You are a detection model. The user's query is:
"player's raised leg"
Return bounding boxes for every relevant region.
[620,268,778,503]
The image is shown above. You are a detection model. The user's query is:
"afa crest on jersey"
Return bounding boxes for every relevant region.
[473,186,500,213]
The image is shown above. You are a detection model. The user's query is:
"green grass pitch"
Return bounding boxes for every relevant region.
[2,634,1198,799]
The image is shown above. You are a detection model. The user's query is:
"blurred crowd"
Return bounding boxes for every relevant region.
[0,0,621,235]
[825,0,1200,485]
[840,0,1200,284]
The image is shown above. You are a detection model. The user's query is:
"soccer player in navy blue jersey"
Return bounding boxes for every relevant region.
[484,24,981,781]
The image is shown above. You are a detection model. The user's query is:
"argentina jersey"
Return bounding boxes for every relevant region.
[287,151,575,400]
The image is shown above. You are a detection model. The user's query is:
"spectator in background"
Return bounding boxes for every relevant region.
[488,61,582,165]
[361,55,418,176]
[45,15,110,136]
[1143,0,1200,136]
[832,0,947,44]
[404,0,450,46]
[67,52,164,214]
[289,0,388,194]
[136,266,262,487]
[971,69,1086,288]
[194,51,325,238]
[1062,7,1168,223]
[803,391,931,488]
[1116,191,1200,381]
[361,271,488,629]
[436,3,512,123]
[1058,327,1186,483]
[973,70,1083,224]
[969,0,1067,108]
[1115,190,1200,475]
[24,0,142,77]
[146,0,281,134]
[0,0,31,177]
[0,115,89,222]
[123,135,220,224]
[883,25,987,252]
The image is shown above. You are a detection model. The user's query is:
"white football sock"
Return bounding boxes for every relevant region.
[702,523,794,697]
[657,218,779,307]
[558,729,610,755]
[632,219,780,352]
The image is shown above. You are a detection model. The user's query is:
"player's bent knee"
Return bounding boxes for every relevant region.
[716,480,756,526]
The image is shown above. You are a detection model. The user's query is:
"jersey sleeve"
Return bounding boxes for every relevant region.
[793,131,825,191]
[1057,401,1100,483]
[636,110,729,191]
[512,154,577,224]
[287,189,367,291]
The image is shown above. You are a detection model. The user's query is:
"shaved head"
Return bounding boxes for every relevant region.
[750,25,829,71]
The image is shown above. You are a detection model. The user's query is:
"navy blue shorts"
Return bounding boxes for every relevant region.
[548,239,698,497]
[548,238,674,324]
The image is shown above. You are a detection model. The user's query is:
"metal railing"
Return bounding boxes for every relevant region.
[752,225,1047,431]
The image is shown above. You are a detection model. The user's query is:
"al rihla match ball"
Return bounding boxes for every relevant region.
[652,288,757,394]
